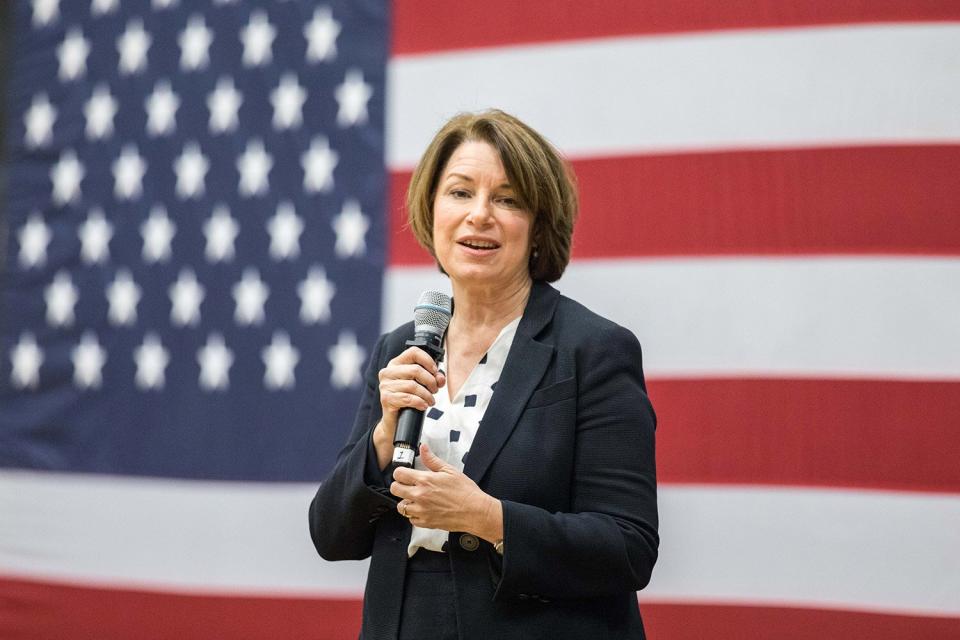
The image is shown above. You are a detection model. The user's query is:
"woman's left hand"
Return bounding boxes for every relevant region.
[391,443,503,542]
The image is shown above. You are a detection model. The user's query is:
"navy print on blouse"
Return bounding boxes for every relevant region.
[449,430,461,443]
[478,353,488,364]
[461,450,469,464]
[490,381,498,391]
[427,408,444,420]
[464,395,477,407]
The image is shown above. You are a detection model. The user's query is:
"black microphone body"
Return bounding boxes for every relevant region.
[391,332,444,468]
[391,291,452,469]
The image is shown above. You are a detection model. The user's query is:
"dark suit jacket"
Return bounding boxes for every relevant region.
[309,281,658,639]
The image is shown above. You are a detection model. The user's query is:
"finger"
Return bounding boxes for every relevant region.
[391,465,427,486]
[382,383,434,411]
[389,364,442,394]
[390,480,414,500]
[378,391,425,414]
[380,363,441,392]
[419,443,451,473]
[390,347,441,375]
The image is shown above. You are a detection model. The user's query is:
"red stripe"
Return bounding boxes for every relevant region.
[641,602,960,640]
[392,0,960,55]
[651,379,960,493]
[388,146,960,264]
[3,578,957,639]
[0,577,362,640]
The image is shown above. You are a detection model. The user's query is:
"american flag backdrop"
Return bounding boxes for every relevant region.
[2,1,960,639]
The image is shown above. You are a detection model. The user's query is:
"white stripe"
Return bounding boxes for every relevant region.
[644,485,960,617]
[383,257,960,380]
[1,471,958,616]
[0,471,367,596]
[387,23,960,168]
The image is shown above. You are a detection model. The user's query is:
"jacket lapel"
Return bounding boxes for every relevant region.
[462,281,559,483]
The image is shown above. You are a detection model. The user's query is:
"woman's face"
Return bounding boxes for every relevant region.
[432,141,534,292]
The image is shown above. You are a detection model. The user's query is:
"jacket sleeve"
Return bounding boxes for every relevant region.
[494,323,659,600]
[308,334,398,561]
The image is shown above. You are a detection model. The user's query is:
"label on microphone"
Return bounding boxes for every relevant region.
[392,448,415,466]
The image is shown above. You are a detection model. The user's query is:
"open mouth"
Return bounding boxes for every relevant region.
[458,239,500,251]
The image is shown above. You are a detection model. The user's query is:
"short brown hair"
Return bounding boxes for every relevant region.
[406,109,578,283]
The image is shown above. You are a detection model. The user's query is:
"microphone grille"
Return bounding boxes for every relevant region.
[413,290,453,334]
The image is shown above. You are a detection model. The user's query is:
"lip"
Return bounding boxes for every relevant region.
[456,236,501,252]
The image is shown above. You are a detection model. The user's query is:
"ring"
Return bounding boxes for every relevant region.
[399,502,409,518]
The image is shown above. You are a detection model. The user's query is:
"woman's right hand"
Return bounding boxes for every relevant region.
[372,347,446,470]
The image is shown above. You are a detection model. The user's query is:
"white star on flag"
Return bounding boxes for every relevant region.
[113,144,147,200]
[84,84,118,140]
[328,331,365,389]
[304,6,340,63]
[301,136,338,193]
[332,198,369,258]
[18,211,51,268]
[11,333,43,390]
[237,138,273,196]
[50,149,84,205]
[145,79,180,136]
[174,141,209,199]
[207,76,243,134]
[57,28,90,81]
[334,68,373,127]
[106,268,142,326]
[262,331,300,390]
[134,333,170,390]
[72,331,107,390]
[270,73,306,130]
[79,207,113,264]
[232,268,269,326]
[203,204,239,263]
[24,93,56,149]
[117,19,151,75]
[297,265,335,324]
[240,11,275,67]
[169,268,205,326]
[141,204,176,263]
[267,201,304,260]
[31,0,59,28]
[179,14,213,71]
[197,333,233,391]
[44,271,78,327]
[91,0,118,16]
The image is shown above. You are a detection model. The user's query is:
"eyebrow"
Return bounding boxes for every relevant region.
[443,173,512,190]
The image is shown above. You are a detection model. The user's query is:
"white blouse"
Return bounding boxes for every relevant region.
[407,316,522,557]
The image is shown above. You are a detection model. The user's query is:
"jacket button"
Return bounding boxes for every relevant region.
[459,533,479,551]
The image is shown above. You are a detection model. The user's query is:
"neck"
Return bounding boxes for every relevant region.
[449,276,533,333]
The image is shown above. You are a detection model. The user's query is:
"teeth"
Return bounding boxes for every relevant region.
[463,240,497,249]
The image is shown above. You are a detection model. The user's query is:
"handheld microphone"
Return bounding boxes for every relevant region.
[391,290,453,468]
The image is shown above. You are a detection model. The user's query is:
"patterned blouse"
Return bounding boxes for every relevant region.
[407,316,521,557]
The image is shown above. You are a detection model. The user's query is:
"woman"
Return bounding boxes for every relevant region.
[309,109,658,639]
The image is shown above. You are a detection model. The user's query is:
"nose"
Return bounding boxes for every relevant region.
[466,196,493,226]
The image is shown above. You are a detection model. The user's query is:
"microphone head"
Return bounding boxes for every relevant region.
[413,290,452,336]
